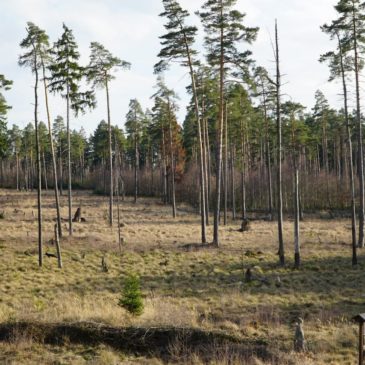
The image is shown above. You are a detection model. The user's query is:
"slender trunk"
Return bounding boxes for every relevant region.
[353,8,364,248]
[241,120,246,220]
[203,118,212,220]
[66,83,72,236]
[134,135,138,203]
[115,138,122,254]
[224,102,228,225]
[42,62,62,238]
[162,128,167,204]
[231,145,236,220]
[213,2,224,245]
[260,80,273,219]
[59,142,63,196]
[201,97,209,225]
[16,153,19,191]
[294,159,300,268]
[168,98,177,218]
[180,22,206,243]
[33,51,43,267]
[106,78,113,226]
[42,152,48,191]
[337,32,357,265]
[275,20,285,266]
[54,223,62,269]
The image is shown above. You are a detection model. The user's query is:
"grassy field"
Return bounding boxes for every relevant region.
[0,189,363,364]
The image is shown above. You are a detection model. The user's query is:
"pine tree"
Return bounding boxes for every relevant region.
[19,22,47,266]
[274,20,284,266]
[151,77,179,217]
[9,125,22,191]
[321,20,358,265]
[282,101,308,268]
[330,0,365,247]
[125,99,146,203]
[156,0,207,243]
[199,0,259,246]
[48,23,95,236]
[0,75,12,122]
[253,66,275,219]
[87,42,130,226]
[118,274,144,316]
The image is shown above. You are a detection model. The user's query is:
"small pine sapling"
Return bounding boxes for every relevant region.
[118,274,143,316]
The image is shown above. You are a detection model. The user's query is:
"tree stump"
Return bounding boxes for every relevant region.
[101,257,109,273]
[245,268,252,282]
[239,219,250,232]
[72,207,82,222]
[294,317,306,352]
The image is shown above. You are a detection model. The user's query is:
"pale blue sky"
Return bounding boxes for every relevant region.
[0,0,342,135]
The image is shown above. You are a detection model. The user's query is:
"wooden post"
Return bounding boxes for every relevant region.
[360,322,364,365]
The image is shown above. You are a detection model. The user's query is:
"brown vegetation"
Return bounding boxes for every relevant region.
[0,189,362,364]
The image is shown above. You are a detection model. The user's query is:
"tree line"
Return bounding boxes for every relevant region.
[0,0,364,268]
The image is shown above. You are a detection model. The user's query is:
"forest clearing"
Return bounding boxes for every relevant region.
[2,0,365,363]
[0,189,362,364]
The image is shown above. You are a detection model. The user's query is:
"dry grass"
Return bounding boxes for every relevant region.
[0,189,363,364]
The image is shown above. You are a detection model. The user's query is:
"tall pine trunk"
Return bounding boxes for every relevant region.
[337,32,357,265]
[33,51,43,267]
[213,3,225,245]
[275,20,285,266]
[181,28,206,244]
[168,98,177,218]
[66,83,72,236]
[294,158,300,268]
[224,102,228,225]
[353,9,364,248]
[134,135,138,203]
[42,62,62,238]
[106,78,113,226]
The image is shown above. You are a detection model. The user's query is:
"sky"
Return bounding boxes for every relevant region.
[0,0,343,136]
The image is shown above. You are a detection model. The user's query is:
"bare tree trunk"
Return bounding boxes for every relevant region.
[294,157,300,269]
[353,9,364,248]
[66,83,72,236]
[201,96,209,225]
[161,128,167,204]
[240,120,246,220]
[180,24,206,244]
[213,4,224,245]
[54,223,62,269]
[33,51,43,267]
[203,118,212,225]
[42,152,48,191]
[42,62,62,238]
[115,137,122,254]
[224,102,228,225]
[106,78,113,226]
[59,142,63,196]
[16,153,19,191]
[337,32,357,265]
[168,98,177,218]
[275,20,285,266]
[231,145,236,220]
[134,135,138,203]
